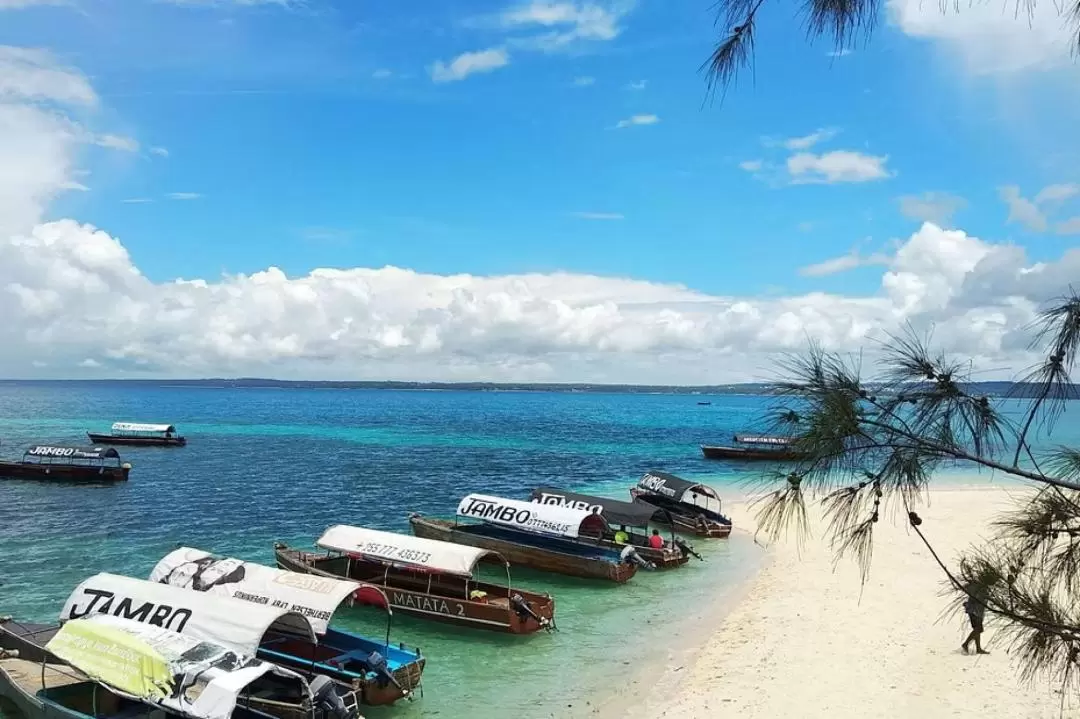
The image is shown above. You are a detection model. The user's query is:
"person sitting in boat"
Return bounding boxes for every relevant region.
[648,529,664,550]
[613,526,629,545]
[469,589,489,603]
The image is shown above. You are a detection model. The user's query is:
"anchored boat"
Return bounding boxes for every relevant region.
[409,494,643,583]
[630,471,733,538]
[275,525,556,634]
[0,445,131,482]
[701,434,806,461]
[88,422,187,447]
[529,487,698,568]
[148,547,424,706]
[0,613,363,719]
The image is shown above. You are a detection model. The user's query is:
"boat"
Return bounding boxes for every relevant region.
[0,445,131,482]
[409,494,643,583]
[88,422,187,447]
[148,548,425,706]
[0,613,363,719]
[529,487,698,569]
[701,434,806,461]
[630,471,733,538]
[275,526,556,634]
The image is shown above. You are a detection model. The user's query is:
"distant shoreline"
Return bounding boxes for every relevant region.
[0,378,1047,397]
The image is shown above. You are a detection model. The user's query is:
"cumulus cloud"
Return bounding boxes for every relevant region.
[787,150,892,184]
[898,191,966,225]
[430,48,510,83]
[0,46,96,106]
[889,0,1076,75]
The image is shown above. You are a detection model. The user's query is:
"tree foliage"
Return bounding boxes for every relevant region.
[702,0,1080,97]
[752,293,1080,694]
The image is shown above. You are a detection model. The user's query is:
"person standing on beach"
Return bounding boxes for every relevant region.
[962,591,989,655]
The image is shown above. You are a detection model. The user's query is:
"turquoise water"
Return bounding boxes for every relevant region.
[0,385,1074,718]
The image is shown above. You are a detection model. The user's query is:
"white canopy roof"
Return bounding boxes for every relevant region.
[318,524,500,577]
[47,614,313,719]
[60,572,316,656]
[112,422,175,433]
[149,546,386,634]
[457,493,597,539]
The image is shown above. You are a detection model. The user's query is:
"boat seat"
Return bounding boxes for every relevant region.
[489,597,509,607]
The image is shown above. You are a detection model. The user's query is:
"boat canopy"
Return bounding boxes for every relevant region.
[457,493,608,539]
[149,546,389,634]
[733,434,792,446]
[637,471,723,514]
[60,572,316,657]
[112,422,176,434]
[24,445,120,461]
[529,487,657,528]
[47,614,314,719]
[318,524,502,577]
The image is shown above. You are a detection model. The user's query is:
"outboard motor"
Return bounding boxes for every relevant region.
[674,538,704,562]
[310,675,354,719]
[510,593,553,632]
[620,545,656,571]
[365,650,410,699]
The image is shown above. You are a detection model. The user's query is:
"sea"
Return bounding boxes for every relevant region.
[0,383,1074,719]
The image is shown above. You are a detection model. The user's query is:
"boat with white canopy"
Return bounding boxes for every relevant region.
[408,494,644,583]
[275,525,555,634]
[630,471,733,538]
[0,613,363,719]
[148,547,424,706]
[88,422,187,447]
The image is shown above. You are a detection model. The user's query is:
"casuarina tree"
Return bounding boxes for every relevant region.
[751,292,1080,694]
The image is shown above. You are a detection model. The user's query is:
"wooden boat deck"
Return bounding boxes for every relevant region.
[1,657,86,694]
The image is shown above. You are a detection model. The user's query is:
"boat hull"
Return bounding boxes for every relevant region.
[701,444,805,461]
[409,517,637,583]
[275,547,556,634]
[0,461,129,482]
[630,492,732,538]
[87,433,186,447]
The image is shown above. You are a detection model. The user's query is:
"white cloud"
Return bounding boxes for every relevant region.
[739,159,763,172]
[430,47,510,83]
[889,0,1076,75]
[572,75,595,86]
[499,1,632,51]
[1055,217,1080,235]
[95,134,140,152]
[122,198,153,204]
[59,180,88,191]
[572,211,623,220]
[998,183,1080,233]
[800,247,891,277]
[782,128,837,151]
[0,47,97,106]
[372,69,393,80]
[898,191,966,225]
[999,184,1046,232]
[0,1,67,10]
[1034,183,1079,206]
[827,48,852,58]
[149,146,169,158]
[167,192,201,200]
[615,113,659,129]
[787,150,892,184]
[625,79,646,90]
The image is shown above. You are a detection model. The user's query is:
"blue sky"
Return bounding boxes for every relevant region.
[3,0,1074,296]
[1,0,1077,381]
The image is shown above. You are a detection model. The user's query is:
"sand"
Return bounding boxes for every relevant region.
[599,484,1080,719]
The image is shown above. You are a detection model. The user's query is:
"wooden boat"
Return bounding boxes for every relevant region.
[1,613,363,719]
[275,525,555,635]
[701,434,806,461]
[88,422,187,447]
[53,572,417,707]
[0,445,131,482]
[630,471,733,538]
[409,494,642,583]
[529,487,695,569]
[147,548,424,706]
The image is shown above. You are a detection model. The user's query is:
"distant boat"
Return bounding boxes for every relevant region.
[696,401,712,406]
[87,422,186,447]
[0,445,130,482]
[629,471,733,538]
[409,494,643,583]
[701,434,807,461]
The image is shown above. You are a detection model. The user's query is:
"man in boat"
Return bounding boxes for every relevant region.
[648,529,664,550]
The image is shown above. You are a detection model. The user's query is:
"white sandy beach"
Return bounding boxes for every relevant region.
[597,484,1079,719]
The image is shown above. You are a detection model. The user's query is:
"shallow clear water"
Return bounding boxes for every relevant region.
[0,385,1074,718]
